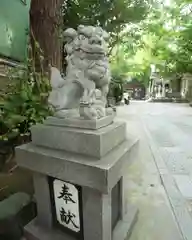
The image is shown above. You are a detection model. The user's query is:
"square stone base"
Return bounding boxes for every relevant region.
[24,205,138,240]
[16,138,138,193]
[31,121,126,159]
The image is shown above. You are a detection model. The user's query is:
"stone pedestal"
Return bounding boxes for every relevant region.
[16,116,139,240]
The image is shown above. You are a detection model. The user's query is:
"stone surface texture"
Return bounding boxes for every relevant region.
[16,109,139,240]
[16,101,192,240]
[31,121,126,158]
[15,25,142,240]
[48,25,111,120]
[24,204,138,240]
[16,135,138,194]
[139,102,192,240]
[116,102,192,240]
[44,115,114,130]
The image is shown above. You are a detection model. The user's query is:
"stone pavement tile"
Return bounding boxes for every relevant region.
[116,108,183,240]
[143,117,192,175]
[138,104,192,240]
[174,175,192,200]
[141,121,169,175]
[144,116,188,148]
[160,148,192,175]
[125,149,183,240]
[128,193,183,240]
[161,174,192,240]
[173,120,192,135]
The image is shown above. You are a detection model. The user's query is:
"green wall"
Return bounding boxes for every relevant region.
[0,0,31,62]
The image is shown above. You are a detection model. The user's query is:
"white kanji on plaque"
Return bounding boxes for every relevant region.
[53,179,80,232]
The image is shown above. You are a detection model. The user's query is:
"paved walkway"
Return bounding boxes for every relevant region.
[116,101,192,240]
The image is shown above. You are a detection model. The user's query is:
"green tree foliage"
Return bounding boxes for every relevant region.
[110,0,192,86]
[62,0,150,50]
[110,44,130,78]
[61,0,152,98]
[173,2,192,73]
[0,44,52,144]
[108,75,124,103]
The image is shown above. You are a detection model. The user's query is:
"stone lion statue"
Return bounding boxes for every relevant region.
[48,25,112,119]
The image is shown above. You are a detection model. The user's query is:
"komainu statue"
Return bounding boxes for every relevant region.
[48,25,112,120]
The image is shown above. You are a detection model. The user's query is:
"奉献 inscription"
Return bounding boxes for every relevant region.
[53,179,81,233]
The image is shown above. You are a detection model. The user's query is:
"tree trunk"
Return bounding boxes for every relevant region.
[30,0,62,71]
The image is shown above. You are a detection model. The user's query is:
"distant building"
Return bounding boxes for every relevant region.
[149,72,171,99]
[124,78,146,100]
[180,73,192,100]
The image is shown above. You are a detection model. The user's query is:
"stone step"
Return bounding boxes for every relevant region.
[0,193,36,240]
[0,192,30,220]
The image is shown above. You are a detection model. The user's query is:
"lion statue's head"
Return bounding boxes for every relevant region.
[63,25,109,60]
[63,25,111,96]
